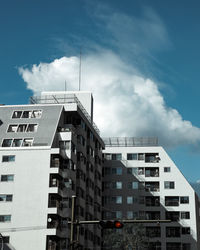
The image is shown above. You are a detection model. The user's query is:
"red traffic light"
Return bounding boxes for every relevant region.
[114,220,123,228]
[99,220,124,229]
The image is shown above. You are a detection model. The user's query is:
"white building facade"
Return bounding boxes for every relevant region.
[103,137,200,250]
[0,92,104,250]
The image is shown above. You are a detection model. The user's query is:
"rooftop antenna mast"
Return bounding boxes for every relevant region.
[79,46,82,91]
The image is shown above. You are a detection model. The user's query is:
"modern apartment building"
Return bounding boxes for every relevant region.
[102,137,200,250]
[0,91,104,250]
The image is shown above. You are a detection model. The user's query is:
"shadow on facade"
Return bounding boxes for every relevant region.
[102,160,197,250]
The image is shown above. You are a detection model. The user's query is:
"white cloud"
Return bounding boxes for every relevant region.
[19,51,200,147]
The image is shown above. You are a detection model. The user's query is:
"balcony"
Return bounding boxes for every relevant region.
[145,196,160,206]
[165,196,179,206]
[145,168,159,177]
[145,182,159,192]
[145,153,160,163]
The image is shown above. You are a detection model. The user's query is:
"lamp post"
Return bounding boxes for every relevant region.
[0,233,3,250]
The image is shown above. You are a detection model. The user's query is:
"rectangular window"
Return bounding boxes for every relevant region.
[164,181,175,189]
[22,111,32,118]
[127,196,133,204]
[111,167,122,175]
[2,155,15,162]
[31,110,42,118]
[166,227,180,237]
[127,211,133,219]
[1,175,14,182]
[182,227,190,234]
[12,139,23,147]
[164,167,171,172]
[138,153,144,160]
[2,139,12,147]
[127,153,137,160]
[132,182,138,189]
[0,195,13,202]
[0,215,11,222]
[182,243,191,250]
[17,124,27,132]
[116,196,122,204]
[165,196,179,206]
[180,196,189,204]
[112,154,122,160]
[115,182,122,189]
[116,211,122,219]
[181,212,190,219]
[7,125,18,132]
[12,111,22,118]
[22,138,33,147]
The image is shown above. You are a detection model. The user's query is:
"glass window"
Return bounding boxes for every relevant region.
[138,153,144,160]
[1,175,14,182]
[181,212,190,219]
[127,196,133,204]
[164,181,175,189]
[164,167,171,172]
[0,215,11,222]
[180,196,189,204]
[22,111,32,118]
[27,124,38,132]
[127,211,133,219]
[116,167,122,175]
[116,196,122,204]
[12,111,22,118]
[2,139,12,147]
[31,110,42,118]
[0,195,12,202]
[132,182,138,189]
[116,182,122,189]
[17,124,27,132]
[7,125,18,132]
[116,211,122,219]
[112,154,122,160]
[182,227,190,234]
[22,138,33,147]
[12,139,22,147]
[105,154,111,160]
[127,153,137,160]
[2,155,15,162]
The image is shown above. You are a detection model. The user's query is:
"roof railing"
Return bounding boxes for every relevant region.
[103,137,158,147]
[30,94,100,135]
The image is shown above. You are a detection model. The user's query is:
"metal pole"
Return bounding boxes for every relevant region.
[70,195,76,250]
[0,233,3,250]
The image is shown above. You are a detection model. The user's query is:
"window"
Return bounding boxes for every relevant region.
[112,167,122,175]
[180,196,189,204]
[138,153,144,160]
[2,139,12,147]
[127,211,133,219]
[182,243,190,250]
[1,175,14,182]
[164,167,171,172]
[17,124,27,132]
[22,138,33,147]
[115,196,122,204]
[116,211,122,219]
[146,227,161,237]
[165,196,179,206]
[132,182,138,189]
[0,195,13,202]
[127,153,137,160]
[166,227,180,237]
[22,111,32,118]
[182,227,190,234]
[12,111,22,118]
[0,215,11,222]
[115,182,122,189]
[12,139,22,147]
[164,181,175,189]
[112,154,122,160]
[7,125,18,132]
[31,110,42,118]
[2,155,15,162]
[181,212,190,219]
[128,182,138,189]
[127,196,133,204]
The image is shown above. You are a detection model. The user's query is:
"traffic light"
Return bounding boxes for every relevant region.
[99,220,124,229]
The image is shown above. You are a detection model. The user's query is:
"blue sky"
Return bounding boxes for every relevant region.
[1,0,200,182]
